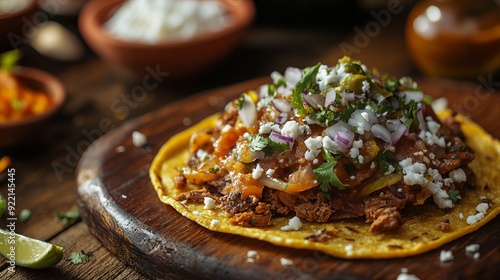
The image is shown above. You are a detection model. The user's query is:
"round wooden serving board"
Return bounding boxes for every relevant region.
[77,77,500,280]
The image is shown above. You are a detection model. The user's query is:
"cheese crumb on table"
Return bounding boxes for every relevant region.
[465,244,480,253]
[280,257,293,266]
[440,250,454,262]
[396,268,420,280]
[246,250,259,263]
[132,131,147,147]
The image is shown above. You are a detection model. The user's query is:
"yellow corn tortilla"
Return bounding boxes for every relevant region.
[149,112,500,259]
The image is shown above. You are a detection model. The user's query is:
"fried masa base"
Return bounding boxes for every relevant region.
[149,112,500,259]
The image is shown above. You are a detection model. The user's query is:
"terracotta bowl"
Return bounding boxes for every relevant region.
[0,0,38,51]
[78,0,255,79]
[0,67,66,148]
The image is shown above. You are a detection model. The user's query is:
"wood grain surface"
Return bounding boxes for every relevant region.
[76,76,500,280]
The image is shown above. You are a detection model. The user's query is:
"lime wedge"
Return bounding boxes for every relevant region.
[0,229,63,269]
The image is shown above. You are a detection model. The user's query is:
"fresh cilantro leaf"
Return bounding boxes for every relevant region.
[249,134,289,157]
[376,150,398,174]
[404,100,419,129]
[338,101,365,123]
[267,140,290,156]
[68,251,91,264]
[291,63,321,116]
[448,190,460,203]
[313,150,347,192]
[374,99,394,115]
[249,134,267,151]
[308,106,335,126]
[314,160,347,192]
[55,209,81,225]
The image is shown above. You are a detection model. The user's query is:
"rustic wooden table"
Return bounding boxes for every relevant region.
[1,2,499,279]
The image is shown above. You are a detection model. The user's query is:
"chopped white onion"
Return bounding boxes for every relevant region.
[301,92,320,110]
[339,91,355,102]
[284,67,301,88]
[401,90,424,104]
[259,175,288,191]
[386,119,402,132]
[238,93,257,128]
[271,98,292,113]
[324,121,354,150]
[325,88,337,107]
[310,94,325,108]
[391,123,408,144]
[371,124,392,143]
[348,109,378,133]
[417,103,426,131]
[431,97,448,112]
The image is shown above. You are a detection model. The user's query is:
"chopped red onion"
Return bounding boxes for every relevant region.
[391,123,408,144]
[325,121,354,149]
[271,98,292,113]
[269,132,294,146]
[334,130,354,149]
[237,94,257,127]
[371,124,392,143]
[301,92,320,110]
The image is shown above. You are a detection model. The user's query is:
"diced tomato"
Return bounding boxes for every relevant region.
[214,126,239,158]
[233,173,264,198]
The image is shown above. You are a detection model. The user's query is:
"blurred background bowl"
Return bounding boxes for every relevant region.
[0,66,66,148]
[0,0,37,51]
[78,0,256,79]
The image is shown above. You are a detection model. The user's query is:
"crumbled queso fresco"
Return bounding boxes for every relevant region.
[280,257,293,266]
[280,216,302,231]
[440,250,454,262]
[466,202,489,225]
[132,131,147,147]
[396,268,420,280]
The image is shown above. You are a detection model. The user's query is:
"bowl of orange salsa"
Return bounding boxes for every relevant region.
[0,66,65,148]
